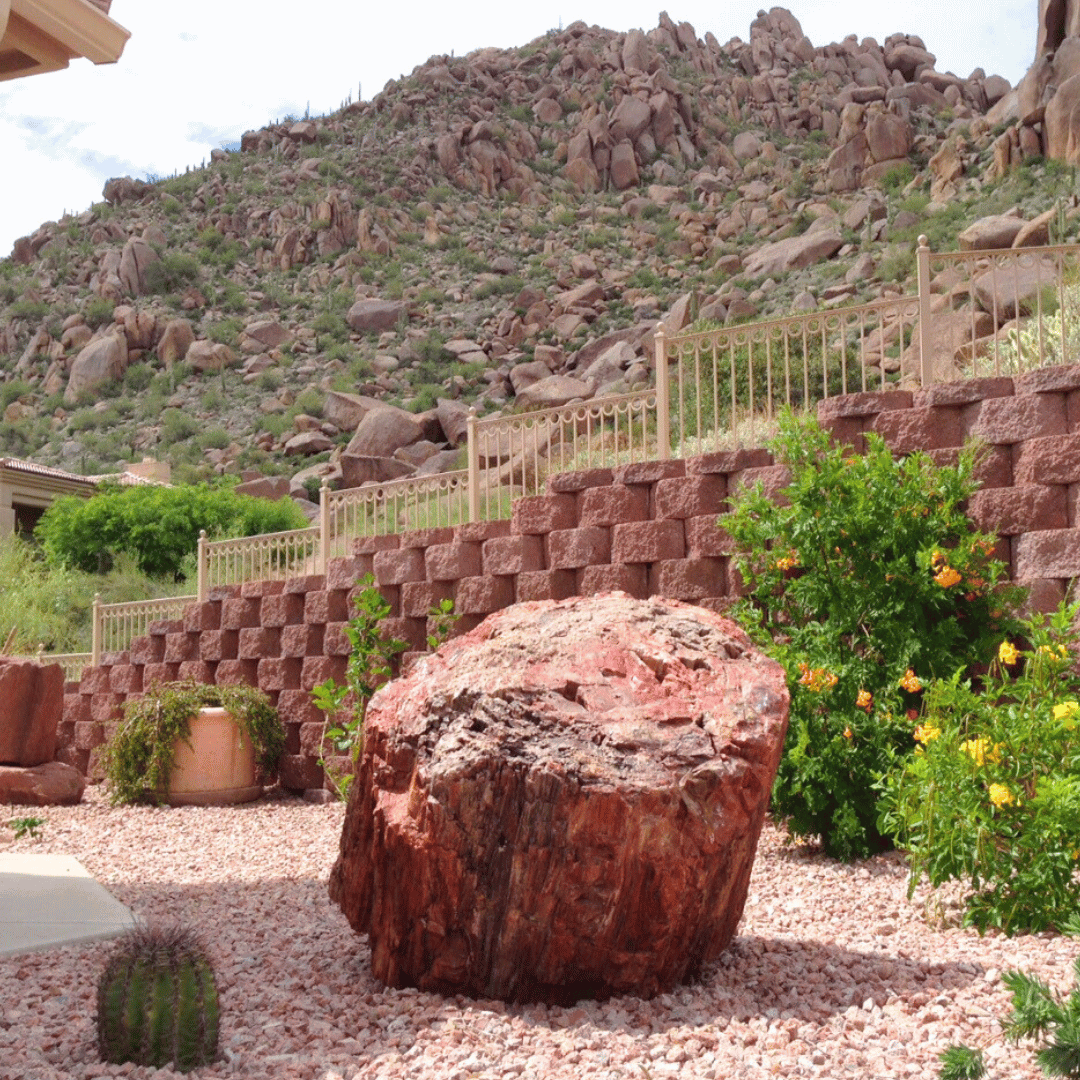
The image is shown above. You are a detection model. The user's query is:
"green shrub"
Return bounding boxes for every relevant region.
[83,297,115,329]
[143,253,200,295]
[37,483,309,580]
[722,412,1022,860]
[881,600,1080,934]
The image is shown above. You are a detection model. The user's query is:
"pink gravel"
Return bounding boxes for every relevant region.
[0,784,1069,1080]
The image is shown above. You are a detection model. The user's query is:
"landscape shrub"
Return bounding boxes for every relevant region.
[880,600,1080,935]
[723,412,1021,860]
[37,483,309,580]
[0,537,171,653]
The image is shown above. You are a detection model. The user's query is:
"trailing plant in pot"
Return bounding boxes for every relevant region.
[101,681,285,806]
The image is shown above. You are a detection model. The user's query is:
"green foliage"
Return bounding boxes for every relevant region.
[7,815,45,840]
[723,412,1021,860]
[881,601,1080,934]
[9,299,49,322]
[940,956,1080,1080]
[101,681,284,805]
[310,577,406,798]
[97,924,220,1072]
[143,253,200,295]
[83,297,115,329]
[37,484,309,581]
[0,536,161,653]
[311,577,458,799]
[203,317,243,346]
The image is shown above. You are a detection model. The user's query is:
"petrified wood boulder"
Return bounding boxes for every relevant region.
[0,659,63,766]
[0,761,84,806]
[329,592,789,1003]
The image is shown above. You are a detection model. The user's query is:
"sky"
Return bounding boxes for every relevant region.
[0,0,1038,256]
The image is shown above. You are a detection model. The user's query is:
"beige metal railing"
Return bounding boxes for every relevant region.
[77,238,1080,671]
[7,650,92,682]
[323,470,470,546]
[661,293,919,456]
[196,525,321,599]
[918,239,1080,382]
[91,593,194,666]
[466,389,662,520]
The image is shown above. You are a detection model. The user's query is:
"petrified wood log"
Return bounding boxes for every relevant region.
[329,592,789,1003]
[0,659,63,767]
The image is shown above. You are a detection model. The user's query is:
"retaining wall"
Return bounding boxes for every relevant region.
[58,366,1080,797]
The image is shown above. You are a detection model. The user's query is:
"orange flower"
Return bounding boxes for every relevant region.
[899,669,922,693]
[934,566,961,588]
[798,665,838,693]
[843,726,853,740]
[856,689,873,712]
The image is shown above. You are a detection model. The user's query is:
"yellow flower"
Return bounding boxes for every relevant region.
[962,737,1002,767]
[775,556,797,571]
[914,724,940,745]
[1039,644,1071,660]
[998,641,1020,666]
[899,669,922,693]
[931,550,946,569]
[934,566,961,588]
[856,689,873,712]
[1054,701,1079,730]
[988,783,1015,809]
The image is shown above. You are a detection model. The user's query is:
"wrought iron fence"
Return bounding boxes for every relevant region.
[465,389,662,519]
[196,526,321,599]
[918,240,1080,381]
[323,470,470,548]
[92,594,195,666]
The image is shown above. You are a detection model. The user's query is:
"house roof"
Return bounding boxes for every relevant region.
[1,0,129,82]
[0,457,170,489]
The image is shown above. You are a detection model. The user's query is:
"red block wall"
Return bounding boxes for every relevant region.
[60,366,1080,797]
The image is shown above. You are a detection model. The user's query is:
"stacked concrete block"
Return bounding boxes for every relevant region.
[59,365,1080,793]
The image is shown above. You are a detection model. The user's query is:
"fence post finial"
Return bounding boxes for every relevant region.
[91,592,101,669]
[197,529,208,604]
[654,326,671,461]
[319,481,330,576]
[916,234,933,389]
[466,408,480,523]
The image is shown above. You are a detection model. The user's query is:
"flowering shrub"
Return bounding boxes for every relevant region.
[723,411,1021,860]
[880,601,1080,935]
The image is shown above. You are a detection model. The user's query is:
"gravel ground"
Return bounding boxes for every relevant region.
[0,785,1072,1080]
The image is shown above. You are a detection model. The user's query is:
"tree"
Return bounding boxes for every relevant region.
[37,483,309,581]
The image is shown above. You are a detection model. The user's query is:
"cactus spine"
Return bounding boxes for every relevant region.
[96,924,219,1072]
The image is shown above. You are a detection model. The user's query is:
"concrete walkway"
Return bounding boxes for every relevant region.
[0,853,136,956]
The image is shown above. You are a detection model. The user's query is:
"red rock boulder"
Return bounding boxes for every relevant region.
[0,660,63,766]
[329,592,789,1003]
[0,762,84,806]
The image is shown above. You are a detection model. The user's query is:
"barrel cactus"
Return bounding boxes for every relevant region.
[96,924,220,1072]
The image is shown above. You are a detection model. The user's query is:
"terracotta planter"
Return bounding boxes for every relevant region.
[165,707,261,806]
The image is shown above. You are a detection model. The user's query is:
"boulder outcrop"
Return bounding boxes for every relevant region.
[329,592,789,1003]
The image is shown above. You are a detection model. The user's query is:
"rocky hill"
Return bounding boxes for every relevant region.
[0,7,1073,507]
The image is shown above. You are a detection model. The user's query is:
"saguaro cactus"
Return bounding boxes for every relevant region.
[96,924,219,1072]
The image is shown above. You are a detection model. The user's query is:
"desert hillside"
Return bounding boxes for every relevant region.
[0,7,1072,502]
